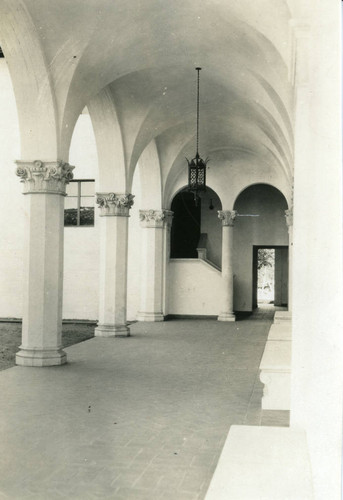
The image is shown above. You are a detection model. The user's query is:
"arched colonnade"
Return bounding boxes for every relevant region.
[0,2,342,498]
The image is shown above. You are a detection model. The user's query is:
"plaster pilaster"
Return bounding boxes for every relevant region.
[15,160,74,366]
[290,10,343,498]
[162,211,173,315]
[285,207,293,313]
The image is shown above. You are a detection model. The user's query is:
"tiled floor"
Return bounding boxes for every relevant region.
[0,308,287,499]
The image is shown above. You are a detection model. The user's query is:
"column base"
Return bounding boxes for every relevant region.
[218,313,236,322]
[137,312,164,322]
[94,324,130,337]
[16,347,67,367]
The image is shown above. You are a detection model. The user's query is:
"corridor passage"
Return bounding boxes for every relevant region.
[0,310,285,499]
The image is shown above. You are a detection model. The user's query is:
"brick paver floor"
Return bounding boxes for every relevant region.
[0,310,285,499]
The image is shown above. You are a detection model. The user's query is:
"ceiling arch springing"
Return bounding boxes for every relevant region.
[0,0,294,197]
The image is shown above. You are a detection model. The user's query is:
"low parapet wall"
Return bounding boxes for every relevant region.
[274,310,292,323]
[168,259,222,316]
[205,426,313,499]
[259,318,292,411]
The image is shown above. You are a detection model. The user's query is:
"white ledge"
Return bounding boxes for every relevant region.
[169,257,221,274]
[260,339,291,410]
[205,425,314,500]
[274,310,292,323]
[260,340,291,371]
[268,323,292,341]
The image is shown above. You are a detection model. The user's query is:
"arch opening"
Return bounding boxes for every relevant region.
[233,183,289,312]
[170,186,222,267]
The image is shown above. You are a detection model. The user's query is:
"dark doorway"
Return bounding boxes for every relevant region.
[253,246,288,308]
[170,191,201,258]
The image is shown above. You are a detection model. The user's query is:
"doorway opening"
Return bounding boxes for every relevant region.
[253,246,288,309]
[257,248,275,304]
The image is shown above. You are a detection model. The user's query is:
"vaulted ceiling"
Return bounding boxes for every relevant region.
[0,0,295,198]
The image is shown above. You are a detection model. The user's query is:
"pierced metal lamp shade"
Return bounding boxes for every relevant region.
[187,153,208,193]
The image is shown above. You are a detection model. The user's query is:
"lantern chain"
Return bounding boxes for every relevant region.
[196,67,201,158]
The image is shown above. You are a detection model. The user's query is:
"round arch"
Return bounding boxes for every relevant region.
[233,182,289,211]
[170,186,222,268]
[0,3,59,159]
[232,183,289,312]
[133,139,162,208]
[87,88,127,192]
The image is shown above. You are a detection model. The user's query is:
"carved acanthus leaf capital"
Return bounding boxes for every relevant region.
[96,193,135,216]
[218,210,237,227]
[139,209,174,228]
[140,210,165,222]
[285,208,293,228]
[16,160,74,195]
[139,210,164,227]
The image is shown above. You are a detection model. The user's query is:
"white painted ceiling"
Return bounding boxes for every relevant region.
[1,0,294,193]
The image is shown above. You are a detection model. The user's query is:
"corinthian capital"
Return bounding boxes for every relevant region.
[16,160,74,195]
[96,193,135,216]
[285,208,293,228]
[139,210,165,228]
[218,210,237,227]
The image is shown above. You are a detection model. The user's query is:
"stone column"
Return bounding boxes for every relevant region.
[95,193,134,337]
[15,159,74,366]
[217,210,236,322]
[285,207,293,312]
[137,210,166,322]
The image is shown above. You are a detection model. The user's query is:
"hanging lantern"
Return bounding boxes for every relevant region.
[186,67,209,203]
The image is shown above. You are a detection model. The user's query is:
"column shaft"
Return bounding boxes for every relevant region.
[15,160,74,366]
[137,210,165,321]
[218,210,236,322]
[95,193,134,337]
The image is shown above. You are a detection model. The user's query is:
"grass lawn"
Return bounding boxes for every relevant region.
[0,322,95,371]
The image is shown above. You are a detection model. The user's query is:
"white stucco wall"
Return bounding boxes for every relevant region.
[63,110,99,320]
[168,259,222,316]
[0,66,103,322]
[0,59,23,318]
[63,226,99,320]
[200,189,222,268]
[64,111,145,322]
